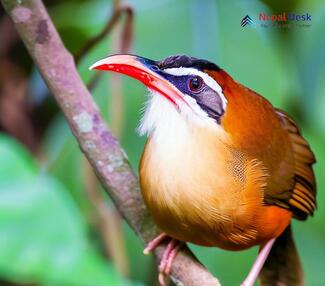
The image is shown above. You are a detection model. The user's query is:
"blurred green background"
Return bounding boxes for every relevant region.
[0,0,324,285]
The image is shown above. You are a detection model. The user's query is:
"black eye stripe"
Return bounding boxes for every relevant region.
[153,70,225,124]
[156,73,191,94]
[197,102,223,124]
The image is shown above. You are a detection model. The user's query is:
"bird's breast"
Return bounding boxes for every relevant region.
[139,122,276,249]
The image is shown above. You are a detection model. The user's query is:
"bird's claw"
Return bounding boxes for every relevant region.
[143,233,184,286]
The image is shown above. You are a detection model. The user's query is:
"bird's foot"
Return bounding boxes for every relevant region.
[143,233,168,255]
[240,238,276,286]
[143,233,184,286]
[158,239,184,285]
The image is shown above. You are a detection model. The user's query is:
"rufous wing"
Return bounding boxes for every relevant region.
[275,109,316,220]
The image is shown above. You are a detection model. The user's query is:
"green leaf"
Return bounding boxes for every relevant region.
[0,133,37,181]
[0,135,137,286]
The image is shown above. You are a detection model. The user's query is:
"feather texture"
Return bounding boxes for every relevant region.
[275,109,316,220]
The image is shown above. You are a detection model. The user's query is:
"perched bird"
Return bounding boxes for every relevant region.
[90,54,316,286]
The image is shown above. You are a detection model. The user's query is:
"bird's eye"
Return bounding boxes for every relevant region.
[188,76,203,92]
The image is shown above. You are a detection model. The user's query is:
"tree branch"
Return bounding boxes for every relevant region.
[1,1,220,285]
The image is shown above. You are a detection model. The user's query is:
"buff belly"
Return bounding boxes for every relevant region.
[139,128,291,250]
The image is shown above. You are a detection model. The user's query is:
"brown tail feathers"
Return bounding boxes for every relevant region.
[260,224,304,286]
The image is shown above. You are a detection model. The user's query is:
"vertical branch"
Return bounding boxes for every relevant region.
[79,1,134,277]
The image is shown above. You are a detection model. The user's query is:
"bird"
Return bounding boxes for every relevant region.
[90,54,316,286]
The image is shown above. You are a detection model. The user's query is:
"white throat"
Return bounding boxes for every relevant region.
[138,90,227,145]
[138,92,181,142]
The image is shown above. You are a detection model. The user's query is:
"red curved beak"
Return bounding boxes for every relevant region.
[89,54,185,106]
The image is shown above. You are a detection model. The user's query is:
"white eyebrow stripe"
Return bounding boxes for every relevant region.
[163,67,227,110]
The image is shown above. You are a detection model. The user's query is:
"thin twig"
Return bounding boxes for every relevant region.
[85,3,133,94]
[75,4,133,64]
[118,5,134,53]
[108,0,133,137]
[87,71,102,92]
[1,1,221,285]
